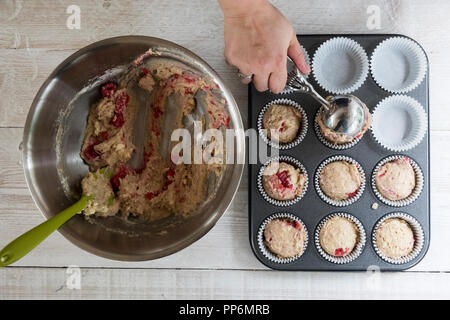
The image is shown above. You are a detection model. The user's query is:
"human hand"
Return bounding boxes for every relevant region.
[219,0,310,93]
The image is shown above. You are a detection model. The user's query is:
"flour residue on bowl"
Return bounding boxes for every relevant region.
[56,65,127,201]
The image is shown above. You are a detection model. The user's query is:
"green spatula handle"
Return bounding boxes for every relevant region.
[0,196,90,267]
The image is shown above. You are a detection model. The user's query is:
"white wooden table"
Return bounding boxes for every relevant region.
[1,0,450,299]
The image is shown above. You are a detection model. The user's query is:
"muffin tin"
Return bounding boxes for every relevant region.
[248,34,430,271]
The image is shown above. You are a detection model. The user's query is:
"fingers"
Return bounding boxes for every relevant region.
[288,34,311,74]
[268,62,287,94]
[237,66,253,85]
[225,48,287,93]
[238,73,253,84]
[241,64,286,93]
[253,72,270,92]
[225,51,254,84]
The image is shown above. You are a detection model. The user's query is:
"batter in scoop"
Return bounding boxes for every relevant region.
[80,59,229,221]
[316,101,372,145]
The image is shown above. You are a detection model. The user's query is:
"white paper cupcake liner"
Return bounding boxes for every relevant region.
[257,99,308,149]
[281,44,311,94]
[370,37,427,94]
[371,155,424,207]
[372,212,424,264]
[257,155,309,207]
[257,212,309,264]
[314,107,363,150]
[314,212,366,264]
[314,155,366,207]
[312,37,369,94]
[371,95,427,152]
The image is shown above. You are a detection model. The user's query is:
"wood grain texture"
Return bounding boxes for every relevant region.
[0,0,450,299]
[0,0,449,129]
[2,267,450,300]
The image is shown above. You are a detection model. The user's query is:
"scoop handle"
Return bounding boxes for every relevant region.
[0,196,89,267]
[286,56,331,110]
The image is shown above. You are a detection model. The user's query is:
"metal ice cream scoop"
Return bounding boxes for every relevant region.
[285,58,368,137]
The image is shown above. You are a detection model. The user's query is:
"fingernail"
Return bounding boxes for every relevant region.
[303,62,311,74]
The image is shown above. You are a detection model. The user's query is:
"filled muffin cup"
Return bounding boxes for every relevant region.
[258,99,308,150]
[314,155,366,207]
[281,44,311,94]
[371,155,424,207]
[312,37,369,94]
[257,212,309,264]
[372,212,424,264]
[371,95,427,152]
[314,108,364,150]
[258,155,309,207]
[314,212,366,264]
[370,37,427,94]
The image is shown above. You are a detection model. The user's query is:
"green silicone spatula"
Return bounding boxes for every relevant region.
[0,195,91,267]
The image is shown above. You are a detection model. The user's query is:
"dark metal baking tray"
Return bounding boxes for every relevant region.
[248,34,430,271]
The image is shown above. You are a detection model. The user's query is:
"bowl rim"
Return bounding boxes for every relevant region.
[22,35,245,261]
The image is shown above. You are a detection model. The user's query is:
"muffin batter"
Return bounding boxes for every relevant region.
[376,218,414,259]
[375,158,416,201]
[319,216,358,257]
[319,161,362,201]
[81,86,136,170]
[80,60,229,220]
[316,101,372,144]
[81,169,119,217]
[262,104,302,143]
[262,161,306,201]
[264,218,307,258]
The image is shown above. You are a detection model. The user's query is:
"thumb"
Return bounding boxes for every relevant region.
[287,34,311,74]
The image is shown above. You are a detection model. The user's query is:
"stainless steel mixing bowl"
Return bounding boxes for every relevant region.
[22,36,245,261]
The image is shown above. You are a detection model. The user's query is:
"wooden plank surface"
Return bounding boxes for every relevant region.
[0,0,449,130]
[1,0,450,299]
[2,267,450,299]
